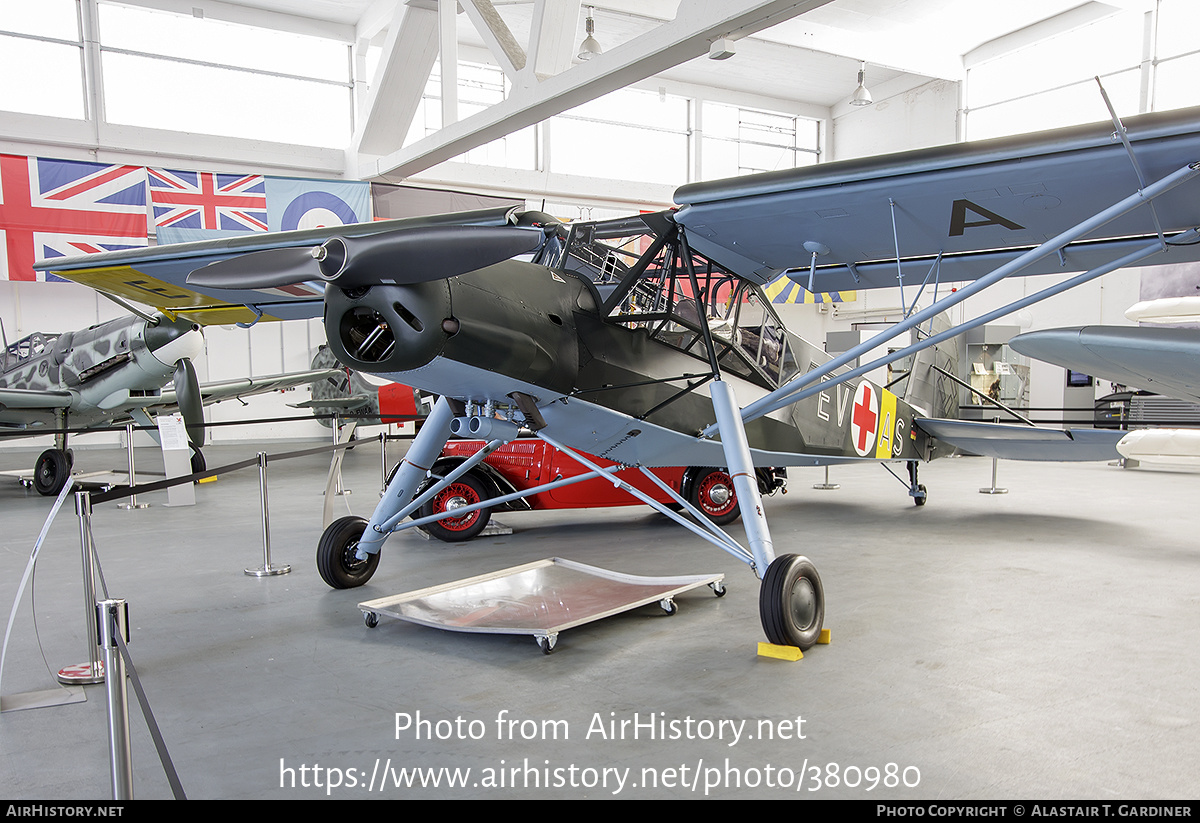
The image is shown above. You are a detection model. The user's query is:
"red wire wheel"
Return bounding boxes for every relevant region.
[689,467,741,526]
[419,473,492,542]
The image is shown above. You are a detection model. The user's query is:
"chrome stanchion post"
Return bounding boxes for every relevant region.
[332,414,350,496]
[58,491,105,685]
[118,422,148,510]
[96,599,133,800]
[380,431,388,495]
[813,465,839,490]
[246,451,290,577]
[979,418,1009,494]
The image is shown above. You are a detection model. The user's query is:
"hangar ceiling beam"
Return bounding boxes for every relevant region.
[524,0,584,83]
[964,2,1125,68]
[359,0,834,182]
[461,0,529,82]
[353,1,440,157]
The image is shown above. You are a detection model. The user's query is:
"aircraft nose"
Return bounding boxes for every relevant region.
[325,282,452,374]
[145,316,205,365]
[145,315,196,348]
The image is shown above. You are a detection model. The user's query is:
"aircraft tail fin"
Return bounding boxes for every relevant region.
[900,315,960,420]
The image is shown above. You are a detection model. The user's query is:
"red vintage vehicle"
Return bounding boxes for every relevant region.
[414,438,787,542]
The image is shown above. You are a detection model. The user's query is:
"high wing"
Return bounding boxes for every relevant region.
[673,107,1200,290]
[1010,326,1200,404]
[34,206,529,326]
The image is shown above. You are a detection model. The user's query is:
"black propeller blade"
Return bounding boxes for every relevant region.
[174,357,205,450]
[186,246,321,291]
[188,225,545,291]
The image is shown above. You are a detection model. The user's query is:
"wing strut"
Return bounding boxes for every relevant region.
[722,228,1200,424]
[1096,77,1167,249]
[888,198,907,312]
[708,380,776,577]
[702,161,1200,436]
[356,396,457,556]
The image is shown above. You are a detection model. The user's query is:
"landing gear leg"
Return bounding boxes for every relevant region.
[907,460,927,506]
[709,381,825,647]
[35,412,74,496]
[315,396,456,588]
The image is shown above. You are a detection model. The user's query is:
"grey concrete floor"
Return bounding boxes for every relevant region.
[0,440,1197,799]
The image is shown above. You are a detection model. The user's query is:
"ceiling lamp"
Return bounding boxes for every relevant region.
[578,7,602,60]
[850,61,873,107]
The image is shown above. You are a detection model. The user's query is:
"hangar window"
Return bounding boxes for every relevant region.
[0,0,84,119]
[95,3,353,148]
[408,60,538,170]
[550,88,690,185]
[965,11,1142,140]
[701,102,820,178]
[965,1,1199,140]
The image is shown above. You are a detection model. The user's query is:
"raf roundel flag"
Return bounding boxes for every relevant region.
[1,155,148,282]
[265,177,371,232]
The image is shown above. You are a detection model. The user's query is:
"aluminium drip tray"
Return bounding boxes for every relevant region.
[358,557,726,653]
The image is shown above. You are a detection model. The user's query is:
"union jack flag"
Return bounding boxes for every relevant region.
[0,155,148,282]
[150,169,267,243]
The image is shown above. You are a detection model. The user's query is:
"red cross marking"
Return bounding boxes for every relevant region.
[852,384,877,453]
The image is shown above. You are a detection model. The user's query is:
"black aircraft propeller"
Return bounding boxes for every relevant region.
[187,224,547,291]
[172,356,206,472]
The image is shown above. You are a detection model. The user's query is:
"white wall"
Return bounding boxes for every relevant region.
[831,78,960,162]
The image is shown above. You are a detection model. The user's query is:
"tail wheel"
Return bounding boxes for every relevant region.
[316,516,379,589]
[759,554,825,650]
[689,467,740,526]
[419,473,491,542]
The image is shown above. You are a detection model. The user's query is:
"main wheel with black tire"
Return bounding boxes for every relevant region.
[190,447,206,476]
[316,516,379,589]
[33,448,71,496]
[759,554,824,650]
[688,467,740,526]
[419,473,491,542]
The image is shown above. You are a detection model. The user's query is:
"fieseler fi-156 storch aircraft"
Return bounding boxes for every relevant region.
[36,106,1200,648]
[0,311,339,495]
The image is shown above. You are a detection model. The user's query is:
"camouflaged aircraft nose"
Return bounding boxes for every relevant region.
[144,315,201,353]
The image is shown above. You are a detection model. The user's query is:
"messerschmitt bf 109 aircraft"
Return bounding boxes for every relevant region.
[0,312,338,495]
[36,106,1200,648]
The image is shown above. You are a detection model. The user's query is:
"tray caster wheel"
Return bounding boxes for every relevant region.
[659,598,678,615]
[364,612,379,629]
[709,581,727,598]
[537,634,558,655]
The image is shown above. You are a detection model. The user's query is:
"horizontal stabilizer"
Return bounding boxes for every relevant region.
[915,418,1123,461]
